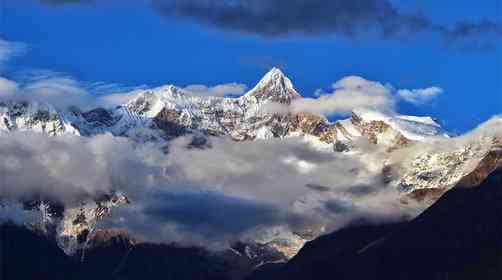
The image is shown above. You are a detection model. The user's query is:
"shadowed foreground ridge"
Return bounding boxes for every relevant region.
[250,167,502,280]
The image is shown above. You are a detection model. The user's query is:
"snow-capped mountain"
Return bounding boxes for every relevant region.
[0,68,499,262]
[0,68,448,147]
[0,68,447,146]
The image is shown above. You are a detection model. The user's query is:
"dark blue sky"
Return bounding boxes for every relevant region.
[1,0,500,133]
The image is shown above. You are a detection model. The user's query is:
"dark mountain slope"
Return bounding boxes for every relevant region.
[0,223,78,280]
[252,168,502,280]
[0,225,255,280]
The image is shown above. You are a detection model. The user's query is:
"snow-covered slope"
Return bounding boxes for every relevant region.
[352,108,448,141]
[0,100,80,136]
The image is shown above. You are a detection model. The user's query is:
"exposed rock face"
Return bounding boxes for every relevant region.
[456,149,502,187]
[290,113,337,143]
[154,107,190,137]
[406,149,502,203]
[55,193,130,256]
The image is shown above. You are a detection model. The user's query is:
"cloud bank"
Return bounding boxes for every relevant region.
[0,73,100,110]
[0,129,417,247]
[0,133,167,205]
[133,134,418,246]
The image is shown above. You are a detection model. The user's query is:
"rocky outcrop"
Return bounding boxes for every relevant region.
[399,136,502,203]
[457,149,502,187]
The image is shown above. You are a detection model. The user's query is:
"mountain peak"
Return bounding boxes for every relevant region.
[259,67,290,87]
[267,67,286,76]
[243,68,301,104]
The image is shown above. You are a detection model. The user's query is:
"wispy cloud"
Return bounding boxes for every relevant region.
[398,87,443,105]
[0,38,26,69]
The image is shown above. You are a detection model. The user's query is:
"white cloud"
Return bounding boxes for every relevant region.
[397,87,443,105]
[0,132,169,204]
[0,77,19,96]
[101,135,420,246]
[290,76,396,116]
[21,75,97,108]
[183,83,247,97]
[99,89,143,107]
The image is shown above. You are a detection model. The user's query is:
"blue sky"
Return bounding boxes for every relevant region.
[0,0,501,133]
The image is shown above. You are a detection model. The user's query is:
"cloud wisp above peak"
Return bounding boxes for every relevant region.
[398,87,444,105]
[289,76,396,116]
